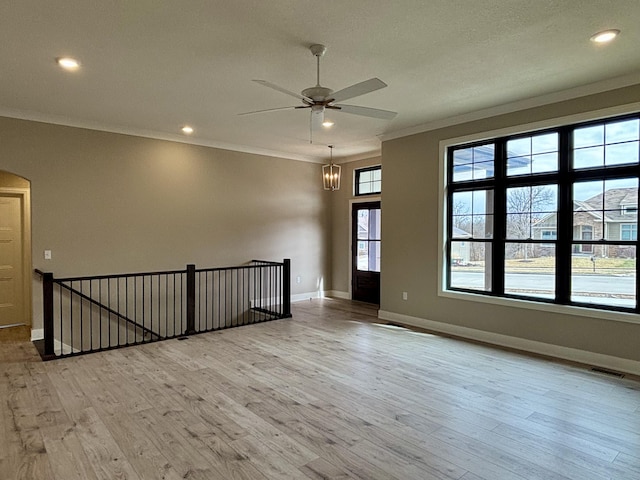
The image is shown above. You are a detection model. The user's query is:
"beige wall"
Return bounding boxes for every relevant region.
[330,156,382,295]
[0,117,331,329]
[379,84,640,364]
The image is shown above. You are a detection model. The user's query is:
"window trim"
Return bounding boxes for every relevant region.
[354,165,382,196]
[438,102,640,325]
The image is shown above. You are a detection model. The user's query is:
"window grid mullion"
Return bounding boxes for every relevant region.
[556,126,573,303]
[492,139,506,295]
[446,112,640,314]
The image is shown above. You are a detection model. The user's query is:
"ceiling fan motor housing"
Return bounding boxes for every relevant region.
[302,86,333,103]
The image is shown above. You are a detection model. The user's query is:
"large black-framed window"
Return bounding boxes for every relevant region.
[446,112,640,313]
[355,165,381,196]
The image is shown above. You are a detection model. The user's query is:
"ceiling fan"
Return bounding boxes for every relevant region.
[239,44,397,141]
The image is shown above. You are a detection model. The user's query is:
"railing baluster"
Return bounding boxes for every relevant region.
[37,260,289,359]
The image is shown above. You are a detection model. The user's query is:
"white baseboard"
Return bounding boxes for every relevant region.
[378,310,640,377]
[291,291,322,303]
[31,328,43,341]
[290,290,350,302]
[326,290,350,300]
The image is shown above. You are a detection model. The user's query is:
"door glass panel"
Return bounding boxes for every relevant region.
[357,241,369,271]
[370,209,381,240]
[369,241,381,272]
[357,210,369,239]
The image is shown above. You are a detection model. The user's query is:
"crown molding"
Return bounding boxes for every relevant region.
[0,107,321,164]
[381,72,640,142]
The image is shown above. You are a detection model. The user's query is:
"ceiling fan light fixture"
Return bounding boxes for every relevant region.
[322,120,334,128]
[56,57,81,71]
[322,145,341,191]
[590,29,620,43]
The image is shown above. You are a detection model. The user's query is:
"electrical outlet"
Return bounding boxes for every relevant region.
[402,291,408,300]
[44,250,52,260]
[296,275,302,284]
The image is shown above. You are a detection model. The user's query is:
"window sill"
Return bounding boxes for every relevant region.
[438,288,640,325]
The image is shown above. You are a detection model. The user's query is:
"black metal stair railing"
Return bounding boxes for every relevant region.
[36,259,291,359]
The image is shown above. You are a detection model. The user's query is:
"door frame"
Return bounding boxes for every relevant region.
[348,196,381,300]
[0,184,32,329]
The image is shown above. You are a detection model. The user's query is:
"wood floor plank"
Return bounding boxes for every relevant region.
[71,407,142,480]
[2,297,640,479]
[39,423,101,480]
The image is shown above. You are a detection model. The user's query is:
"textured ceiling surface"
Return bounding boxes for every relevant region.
[1,1,639,162]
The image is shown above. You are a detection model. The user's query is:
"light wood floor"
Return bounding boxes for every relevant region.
[2,298,640,479]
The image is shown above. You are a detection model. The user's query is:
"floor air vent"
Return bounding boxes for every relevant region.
[590,367,625,378]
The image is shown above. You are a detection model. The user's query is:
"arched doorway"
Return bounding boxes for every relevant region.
[0,170,32,338]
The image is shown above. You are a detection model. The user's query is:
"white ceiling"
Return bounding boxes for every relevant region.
[1,1,639,163]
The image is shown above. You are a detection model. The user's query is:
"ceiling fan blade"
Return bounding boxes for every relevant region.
[334,104,397,120]
[238,105,298,116]
[330,78,387,103]
[252,79,313,103]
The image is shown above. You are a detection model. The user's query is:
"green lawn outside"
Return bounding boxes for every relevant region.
[453,256,636,275]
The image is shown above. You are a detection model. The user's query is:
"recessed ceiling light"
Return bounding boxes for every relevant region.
[181,126,194,134]
[590,29,620,44]
[56,57,81,70]
[322,120,334,128]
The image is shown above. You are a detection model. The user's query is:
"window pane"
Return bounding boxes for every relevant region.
[359,183,372,194]
[505,243,555,299]
[507,133,558,176]
[606,118,639,143]
[532,133,558,154]
[356,167,381,195]
[573,146,604,169]
[506,185,557,240]
[606,141,639,166]
[452,189,494,238]
[452,144,494,182]
[507,156,531,176]
[507,137,531,157]
[449,241,491,291]
[571,247,636,308]
[574,119,640,170]
[574,124,604,149]
[531,152,558,174]
[573,178,638,241]
[471,215,493,239]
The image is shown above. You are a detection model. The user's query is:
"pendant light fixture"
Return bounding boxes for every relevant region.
[322,145,341,191]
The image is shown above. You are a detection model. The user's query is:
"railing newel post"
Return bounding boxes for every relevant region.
[186,264,196,334]
[283,258,291,318]
[42,272,56,358]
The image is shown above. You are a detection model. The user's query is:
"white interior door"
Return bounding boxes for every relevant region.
[0,194,25,327]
